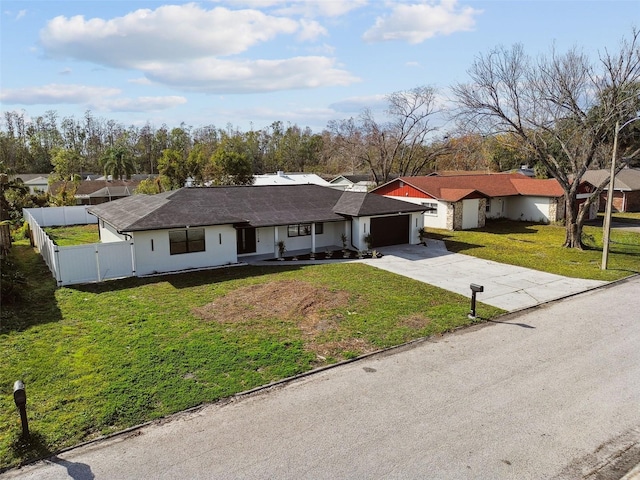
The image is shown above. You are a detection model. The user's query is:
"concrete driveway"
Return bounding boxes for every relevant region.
[359,240,606,312]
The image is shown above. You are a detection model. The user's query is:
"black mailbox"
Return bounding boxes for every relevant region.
[469,284,484,319]
[13,380,26,408]
[13,380,29,438]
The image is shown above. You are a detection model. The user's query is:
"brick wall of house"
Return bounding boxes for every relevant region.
[598,191,624,212]
[625,191,640,212]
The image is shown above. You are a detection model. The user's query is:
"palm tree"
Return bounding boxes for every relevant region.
[100,145,134,180]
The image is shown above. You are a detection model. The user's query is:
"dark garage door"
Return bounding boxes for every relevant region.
[370,215,409,247]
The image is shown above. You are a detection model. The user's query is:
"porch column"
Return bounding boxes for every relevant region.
[274,226,279,259]
[311,223,316,254]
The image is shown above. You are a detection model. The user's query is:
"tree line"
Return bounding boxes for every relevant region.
[1,29,639,249]
[0,89,540,189]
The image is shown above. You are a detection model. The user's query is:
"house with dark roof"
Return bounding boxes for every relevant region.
[9,174,50,193]
[371,174,565,230]
[580,168,640,212]
[49,179,141,205]
[87,184,425,276]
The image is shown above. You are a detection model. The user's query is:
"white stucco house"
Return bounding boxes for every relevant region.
[371,174,565,231]
[87,184,425,277]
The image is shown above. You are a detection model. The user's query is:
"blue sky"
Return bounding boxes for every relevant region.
[1,0,638,133]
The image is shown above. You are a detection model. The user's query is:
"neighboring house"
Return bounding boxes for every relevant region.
[49,179,141,205]
[87,184,425,276]
[253,171,332,187]
[580,168,640,212]
[371,174,565,230]
[329,174,377,192]
[9,174,50,193]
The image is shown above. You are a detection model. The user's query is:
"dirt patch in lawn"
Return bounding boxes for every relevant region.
[192,280,377,359]
[398,314,432,330]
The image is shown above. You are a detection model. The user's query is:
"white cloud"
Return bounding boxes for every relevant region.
[144,56,360,93]
[296,19,327,41]
[216,0,368,18]
[59,67,72,75]
[37,3,352,94]
[329,94,388,113]
[0,84,120,105]
[363,0,481,44]
[0,83,186,113]
[405,61,421,68]
[95,96,188,112]
[16,9,27,20]
[39,4,301,68]
[128,77,153,85]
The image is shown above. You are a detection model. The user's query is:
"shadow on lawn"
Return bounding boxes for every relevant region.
[69,263,307,294]
[479,220,544,235]
[1,247,63,334]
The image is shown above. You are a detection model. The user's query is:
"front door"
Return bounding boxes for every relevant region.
[236,227,256,254]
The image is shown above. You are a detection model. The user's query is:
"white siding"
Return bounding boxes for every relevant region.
[352,217,370,251]
[99,221,127,242]
[409,212,424,244]
[384,195,448,230]
[486,197,507,219]
[505,196,552,223]
[132,225,238,276]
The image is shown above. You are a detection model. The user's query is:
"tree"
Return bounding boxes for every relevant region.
[329,86,446,184]
[157,148,188,189]
[452,31,640,248]
[206,137,254,185]
[136,176,171,195]
[100,144,134,180]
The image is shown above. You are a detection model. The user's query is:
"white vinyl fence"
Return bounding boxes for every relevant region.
[23,206,135,286]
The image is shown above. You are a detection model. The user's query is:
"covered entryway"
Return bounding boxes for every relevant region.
[370,215,409,247]
[236,227,257,254]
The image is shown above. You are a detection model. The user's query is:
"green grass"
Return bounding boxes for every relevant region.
[42,225,100,246]
[0,245,503,469]
[606,212,640,222]
[427,219,640,281]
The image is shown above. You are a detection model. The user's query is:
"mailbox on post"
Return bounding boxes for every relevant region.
[469,284,484,319]
[13,380,29,438]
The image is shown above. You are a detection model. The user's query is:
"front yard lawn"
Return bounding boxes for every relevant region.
[0,245,503,469]
[427,220,640,281]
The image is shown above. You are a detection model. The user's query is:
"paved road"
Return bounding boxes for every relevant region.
[359,241,606,311]
[4,276,639,480]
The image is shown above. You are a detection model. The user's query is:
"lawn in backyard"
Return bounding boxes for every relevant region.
[0,244,504,469]
[42,225,100,246]
[426,219,640,282]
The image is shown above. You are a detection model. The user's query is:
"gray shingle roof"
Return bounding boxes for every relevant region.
[581,168,640,191]
[88,184,425,232]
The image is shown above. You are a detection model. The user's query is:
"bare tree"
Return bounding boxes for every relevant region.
[329,85,446,184]
[452,31,640,248]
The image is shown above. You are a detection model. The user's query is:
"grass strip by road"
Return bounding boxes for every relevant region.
[0,244,503,469]
[427,220,640,281]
